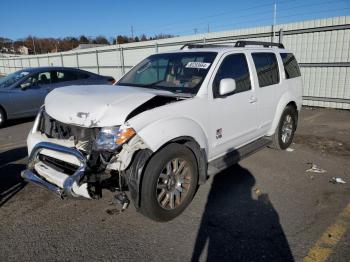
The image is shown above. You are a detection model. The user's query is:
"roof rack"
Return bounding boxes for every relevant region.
[180,40,284,50]
[234,40,284,49]
[180,43,232,50]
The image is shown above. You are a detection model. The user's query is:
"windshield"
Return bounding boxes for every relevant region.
[0,70,30,89]
[118,52,217,95]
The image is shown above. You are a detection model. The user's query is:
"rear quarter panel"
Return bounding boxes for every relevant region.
[267,75,303,135]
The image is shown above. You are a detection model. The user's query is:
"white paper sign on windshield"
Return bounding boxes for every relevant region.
[185,62,211,69]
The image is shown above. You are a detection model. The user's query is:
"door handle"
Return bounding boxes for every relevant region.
[248,96,257,103]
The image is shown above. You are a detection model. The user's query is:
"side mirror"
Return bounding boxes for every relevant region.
[219,78,236,96]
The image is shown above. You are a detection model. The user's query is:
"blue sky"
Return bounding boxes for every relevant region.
[1,0,349,40]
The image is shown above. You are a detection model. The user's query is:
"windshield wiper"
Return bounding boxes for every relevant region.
[118,80,165,88]
[171,90,195,98]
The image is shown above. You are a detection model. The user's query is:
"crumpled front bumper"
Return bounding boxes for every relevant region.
[21,141,92,199]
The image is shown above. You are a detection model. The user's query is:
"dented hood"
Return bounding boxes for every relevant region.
[45,85,163,127]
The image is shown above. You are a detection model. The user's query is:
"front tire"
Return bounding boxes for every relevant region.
[271,106,297,150]
[140,143,198,222]
[0,108,6,128]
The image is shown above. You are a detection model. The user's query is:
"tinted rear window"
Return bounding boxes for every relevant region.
[252,53,279,87]
[280,53,301,79]
[78,73,90,79]
[53,71,78,82]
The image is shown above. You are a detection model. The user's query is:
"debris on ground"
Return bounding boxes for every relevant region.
[329,177,346,184]
[105,208,122,215]
[286,148,295,152]
[306,163,327,174]
[294,134,350,157]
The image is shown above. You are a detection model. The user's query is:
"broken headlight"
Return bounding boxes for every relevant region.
[94,126,136,151]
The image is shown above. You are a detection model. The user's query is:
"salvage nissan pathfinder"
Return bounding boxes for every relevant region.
[22,41,302,221]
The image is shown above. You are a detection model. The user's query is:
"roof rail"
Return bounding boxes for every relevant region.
[180,41,284,50]
[180,43,232,50]
[234,40,284,49]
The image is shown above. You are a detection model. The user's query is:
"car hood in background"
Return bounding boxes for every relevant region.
[45,85,173,127]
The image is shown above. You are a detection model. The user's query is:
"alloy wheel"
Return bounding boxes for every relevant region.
[281,114,293,144]
[156,158,192,210]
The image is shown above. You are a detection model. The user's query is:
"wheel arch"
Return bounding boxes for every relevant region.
[267,94,299,136]
[135,117,209,154]
[126,136,208,209]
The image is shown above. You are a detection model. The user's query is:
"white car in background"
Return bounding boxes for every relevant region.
[22,41,302,221]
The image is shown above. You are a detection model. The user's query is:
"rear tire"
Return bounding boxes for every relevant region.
[0,108,6,128]
[271,106,297,150]
[139,143,198,222]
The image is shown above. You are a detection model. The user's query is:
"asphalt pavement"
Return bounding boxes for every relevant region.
[0,107,349,262]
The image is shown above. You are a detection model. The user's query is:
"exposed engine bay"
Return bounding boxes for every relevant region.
[29,94,183,208]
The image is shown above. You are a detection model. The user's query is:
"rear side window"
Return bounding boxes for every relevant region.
[52,71,78,83]
[252,53,279,87]
[280,53,301,79]
[213,53,251,97]
[37,72,51,85]
[77,73,90,79]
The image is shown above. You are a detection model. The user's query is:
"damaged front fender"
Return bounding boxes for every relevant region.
[106,134,149,171]
[123,148,153,208]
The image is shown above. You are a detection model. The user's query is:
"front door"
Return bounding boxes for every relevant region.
[9,71,51,117]
[208,53,258,159]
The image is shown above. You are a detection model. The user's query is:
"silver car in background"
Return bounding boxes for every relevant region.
[0,67,115,127]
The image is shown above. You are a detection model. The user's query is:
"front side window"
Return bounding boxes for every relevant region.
[118,52,217,95]
[213,53,251,97]
[19,74,39,89]
[21,71,51,89]
[280,53,301,79]
[252,53,279,87]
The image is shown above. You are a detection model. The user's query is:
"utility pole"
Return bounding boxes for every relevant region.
[131,25,134,39]
[32,37,36,55]
[57,41,60,52]
[272,2,277,42]
[207,24,210,33]
[39,40,43,54]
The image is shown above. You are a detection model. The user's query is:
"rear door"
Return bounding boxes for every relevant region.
[250,52,281,135]
[208,52,258,159]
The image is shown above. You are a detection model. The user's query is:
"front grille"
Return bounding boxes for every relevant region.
[39,154,78,176]
[39,111,72,139]
[39,111,99,152]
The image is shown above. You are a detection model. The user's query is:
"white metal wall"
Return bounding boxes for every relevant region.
[1,16,349,109]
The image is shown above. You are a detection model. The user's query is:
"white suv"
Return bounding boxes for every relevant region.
[22,41,302,221]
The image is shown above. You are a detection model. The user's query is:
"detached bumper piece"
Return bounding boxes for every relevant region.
[21,142,92,199]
